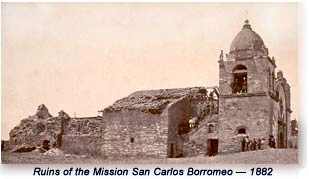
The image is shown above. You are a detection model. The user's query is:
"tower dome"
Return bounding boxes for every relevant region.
[229,20,268,59]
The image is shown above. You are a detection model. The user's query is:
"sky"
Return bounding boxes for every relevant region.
[1,3,298,140]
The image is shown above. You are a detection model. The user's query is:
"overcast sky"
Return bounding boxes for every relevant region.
[2,3,298,140]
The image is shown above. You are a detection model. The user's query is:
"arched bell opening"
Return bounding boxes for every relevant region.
[231,65,248,94]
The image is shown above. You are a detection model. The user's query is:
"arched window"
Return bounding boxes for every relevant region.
[237,128,246,134]
[231,65,247,94]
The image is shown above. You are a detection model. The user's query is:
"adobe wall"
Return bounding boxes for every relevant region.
[102,110,168,159]
[218,95,272,153]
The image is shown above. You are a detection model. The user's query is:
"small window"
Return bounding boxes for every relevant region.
[237,128,246,134]
[208,124,215,133]
[130,137,134,143]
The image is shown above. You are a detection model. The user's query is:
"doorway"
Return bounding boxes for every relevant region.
[168,143,176,158]
[207,139,218,156]
[277,121,287,148]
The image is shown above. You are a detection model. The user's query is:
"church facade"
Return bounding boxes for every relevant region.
[217,20,292,153]
[8,20,293,159]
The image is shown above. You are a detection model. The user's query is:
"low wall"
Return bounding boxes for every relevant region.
[61,135,103,156]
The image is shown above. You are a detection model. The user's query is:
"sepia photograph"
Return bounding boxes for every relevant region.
[1,3,298,164]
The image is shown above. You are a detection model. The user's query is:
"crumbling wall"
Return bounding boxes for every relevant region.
[64,117,104,136]
[9,117,65,148]
[9,105,69,149]
[61,117,104,156]
[165,97,191,157]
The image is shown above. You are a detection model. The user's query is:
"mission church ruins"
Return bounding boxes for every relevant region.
[5,20,296,159]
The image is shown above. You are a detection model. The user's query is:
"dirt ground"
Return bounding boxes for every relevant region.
[1,148,298,164]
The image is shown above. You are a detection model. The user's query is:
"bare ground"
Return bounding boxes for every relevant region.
[1,148,298,164]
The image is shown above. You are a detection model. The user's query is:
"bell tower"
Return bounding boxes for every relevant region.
[218,20,278,153]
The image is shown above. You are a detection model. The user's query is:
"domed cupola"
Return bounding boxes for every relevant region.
[229,20,268,60]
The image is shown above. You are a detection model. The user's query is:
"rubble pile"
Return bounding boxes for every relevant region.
[43,148,64,156]
[11,144,36,153]
[35,104,52,119]
[9,104,70,152]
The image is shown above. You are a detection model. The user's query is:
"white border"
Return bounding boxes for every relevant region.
[0,0,307,179]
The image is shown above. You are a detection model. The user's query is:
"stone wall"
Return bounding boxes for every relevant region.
[165,97,191,157]
[61,117,104,155]
[64,117,104,136]
[9,116,66,148]
[183,114,218,157]
[8,105,105,156]
[271,76,292,148]
[218,52,278,154]
[102,110,168,159]
[219,58,274,95]
[218,95,272,153]
[61,135,103,156]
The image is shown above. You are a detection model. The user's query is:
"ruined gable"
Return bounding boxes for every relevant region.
[9,105,69,149]
[8,105,105,156]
